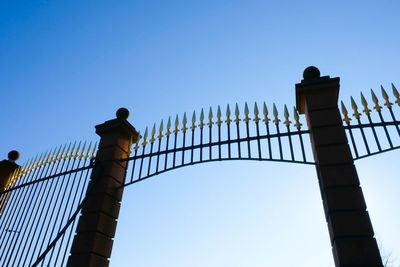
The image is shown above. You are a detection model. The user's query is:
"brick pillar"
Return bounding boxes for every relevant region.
[0,150,20,215]
[296,67,383,266]
[67,108,138,267]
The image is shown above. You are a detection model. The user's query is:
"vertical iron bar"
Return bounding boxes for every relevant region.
[138,145,146,179]
[376,110,393,148]
[286,126,295,161]
[146,142,154,177]
[236,123,241,158]
[265,123,272,159]
[155,138,162,173]
[190,129,195,163]
[164,135,170,170]
[276,124,283,160]
[364,116,381,151]
[388,108,400,137]
[356,118,372,154]
[209,126,212,160]
[298,131,307,162]
[200,128,204,162]
[347,127,359,159]
[245,122,251,158]
[255,122,261,159]
[129,149,138,183]
[218,124,222,160]
[181,132,186,165]
[172,133,178,168]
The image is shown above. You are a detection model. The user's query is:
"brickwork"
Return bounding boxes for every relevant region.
[296,67,383,266]
[67,109,138,267]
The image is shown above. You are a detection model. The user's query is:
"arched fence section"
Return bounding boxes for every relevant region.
[0,142,96,267]
[0,76,399,266]
[342,84,400,160]
[123,102,314,187]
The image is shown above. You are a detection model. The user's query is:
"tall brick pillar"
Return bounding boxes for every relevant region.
[0,150,20,215]
[296,67,383,266]
[67,108,138,267]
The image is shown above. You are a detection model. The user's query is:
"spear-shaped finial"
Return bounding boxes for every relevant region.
[158,120,164,140]
[293,107,302,130]
[341,101,351,125]
[226,104,232,125]
[253,102,260,123]
[234,103,240,124]
[216,105,222,126]
[135,132,141,151]
[79,142,87,160]
[243,102,250,123]
[351,97,361,119]
[381,85,393,109]
[150,123,156,144]
[182,112,188,133]
[371,89,382,112]
[392,83,400,106]
[272,103,280,125]
[166,117,172,137]
[191,111,197,130]
[283,105,291,127]
[199,108,205,129]
[207,107,213,127]
[262,102,270,124]
[360,93,371,116]
[143,127,149,147]
[85,142,93,160]
[174,114,180,134]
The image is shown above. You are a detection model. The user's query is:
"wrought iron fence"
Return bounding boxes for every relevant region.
[0,142,96,267]
[1,82,399,266]
[123,102,314,187]
[342,84,400,160]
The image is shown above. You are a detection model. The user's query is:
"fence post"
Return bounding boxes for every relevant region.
[0,150,20,214]
[296,67,383,266]
[67,108,138,267]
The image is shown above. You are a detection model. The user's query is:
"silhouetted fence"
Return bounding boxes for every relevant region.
[0,69,398,266]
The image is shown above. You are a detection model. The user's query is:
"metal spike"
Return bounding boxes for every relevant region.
[392,83,400,106]
[91,142,98,158]
[79,142,87,160]
[371,89,382,112]
[191,111,196,130]
[262,102,270,124]
[216,106,222,126]
[159,120,164,139]
[360,93,371,116]
[174,114,179,134]
[135,132,141,151]
[243,102,250,123]
[68,142,77,160]
[143,127,148,146]
[293,107,302,130]
[85,142,92,160]
[199,108,205,129]
[150,123,156,143]
[381,85,393,109]
[284,105,291,127]
[207,107,213,127]
[167,117,172,136]
[225,104,232,125]
[341,101,351,125]
[234,103,240,124]
[351,97,361,119]
[74,141,82,159]
[253,102,260,123]
[182,112,188,132]
[272,103,280,125]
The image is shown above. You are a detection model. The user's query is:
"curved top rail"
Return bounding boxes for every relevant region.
[123,101,314,187]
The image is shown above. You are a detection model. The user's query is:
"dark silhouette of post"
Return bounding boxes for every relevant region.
[296,66,383,266]
[67,108,138,267]
[0,150,20,215]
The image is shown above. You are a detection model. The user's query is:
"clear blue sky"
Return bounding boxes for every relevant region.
[1,1,400,266]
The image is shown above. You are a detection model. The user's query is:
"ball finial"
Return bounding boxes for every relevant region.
[8,150,20,162]
[303,66,321,81]
[116,107,129,120]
